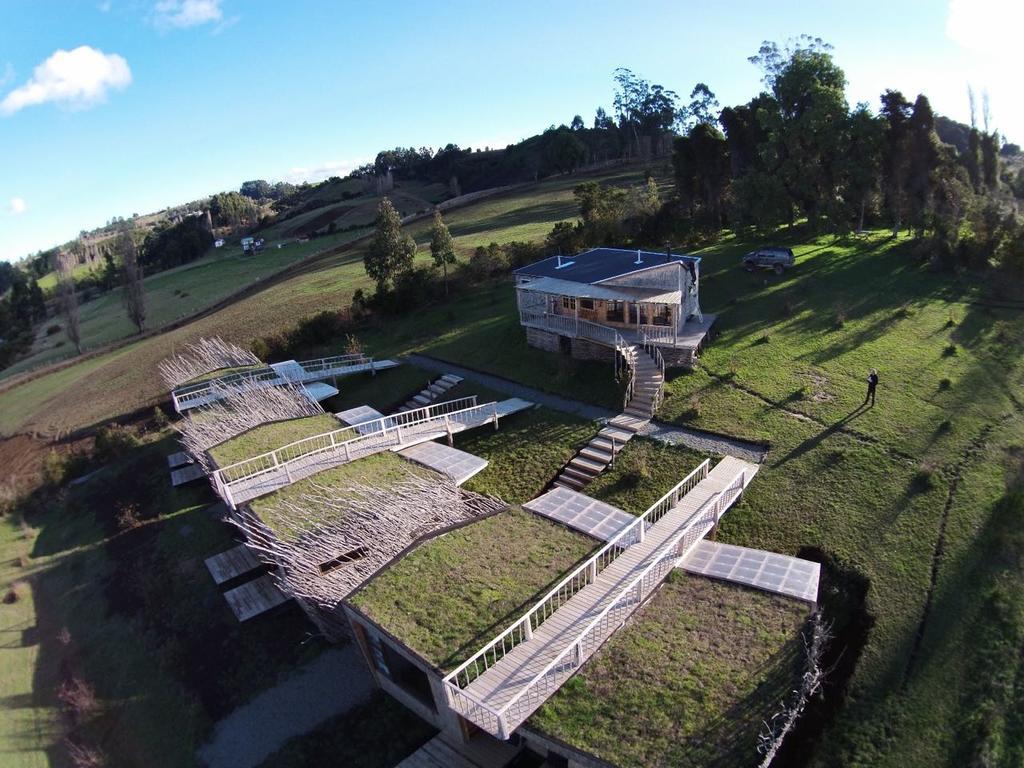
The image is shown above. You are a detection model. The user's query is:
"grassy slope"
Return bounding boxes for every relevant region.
[0,163,654,437]
[650,231,1024,767]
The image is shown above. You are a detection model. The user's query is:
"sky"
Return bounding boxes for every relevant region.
[0,0,1020,262]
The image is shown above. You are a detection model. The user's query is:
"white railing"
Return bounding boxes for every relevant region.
[211,396,496,506]
[444,460,710,692]
[171,353,373,411]
[639,331,667,412]
[640,323,678,346]
[444,463,748,739]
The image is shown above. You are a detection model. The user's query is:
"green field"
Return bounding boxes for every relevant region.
[2,163,1024,766]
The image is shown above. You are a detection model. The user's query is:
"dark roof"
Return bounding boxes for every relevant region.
[514,247,699,284]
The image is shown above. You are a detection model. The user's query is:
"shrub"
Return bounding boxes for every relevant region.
[757,333,771,345]
[945,310,959,328]
[943,343,958,357]
[350,288,368,317]
[93,424,140,462]
[894,303,913,320]
[42,450,67,487]
[152,406,169,430]
[3,581,26,604]
[58,676,98,718]
[343,333,363,356]
[115,503,141,531]
[938,419,953,434]
[834,306,847,329]
[782,299,795,318]
[912,461,938,493]
[65,740,107,768]
[728,357,740,378]
[939,378,952,390]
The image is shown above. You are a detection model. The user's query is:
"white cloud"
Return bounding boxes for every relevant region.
[0,46,131,116]
[0,63,13,89]
[284,159,367,184]
[9,197,27,215]
[153,0,223,29]
[946,0,1022,61]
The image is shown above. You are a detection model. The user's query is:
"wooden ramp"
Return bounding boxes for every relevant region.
[445,456,758,739]
[204,544,263,586]
[223,574,289,622]
[170,463,205,486]
[398,442,488,486]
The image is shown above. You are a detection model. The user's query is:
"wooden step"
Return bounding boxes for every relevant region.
[561,464,595,484]
[609,415,647,433]
[591,436,626,455]
[568,455,606,475]
[440,374,463,385]
[580,445,613,463]
[555,474,586,490]
[413,394,431,405]
[624,407,652,419]
[599,426,634,443]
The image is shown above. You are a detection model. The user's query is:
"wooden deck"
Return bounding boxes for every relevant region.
[398,441,489,486]
[222,574,289,622]
[680,539,819,603]
[524,487,636,543]
[170,463,205,486]
[204,543,263,585]
[450,456,757,738]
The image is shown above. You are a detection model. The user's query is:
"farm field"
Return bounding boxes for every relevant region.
[1,162,1023,766]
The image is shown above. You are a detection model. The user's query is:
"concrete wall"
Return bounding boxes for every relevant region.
[524,327,615,364]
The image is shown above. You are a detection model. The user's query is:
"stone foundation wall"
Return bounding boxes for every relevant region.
[662,346,697,368]
[525,327,560,353]
[570,337,615,363]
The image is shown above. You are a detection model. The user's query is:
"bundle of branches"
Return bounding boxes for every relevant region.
[756,611,830,767]
[231,469,505,640]
[176,380,324,470]
[158,336,261,389]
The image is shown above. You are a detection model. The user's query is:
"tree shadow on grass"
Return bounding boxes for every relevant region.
[772,405,869,469]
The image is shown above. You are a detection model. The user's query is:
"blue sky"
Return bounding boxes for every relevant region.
[0,0,1018,262]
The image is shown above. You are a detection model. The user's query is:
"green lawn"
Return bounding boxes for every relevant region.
[207,413,346,468]
[350,506,596,671]
[531,574,811,768]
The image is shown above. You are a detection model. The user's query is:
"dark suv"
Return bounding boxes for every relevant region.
[742,247,795,275]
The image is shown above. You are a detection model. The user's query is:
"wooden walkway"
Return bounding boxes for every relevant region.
[223,574,289,622]
[220,398,532,507]
[204,544,263,585]
[449,456,757,738]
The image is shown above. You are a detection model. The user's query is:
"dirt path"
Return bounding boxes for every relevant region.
[196,645,373,768]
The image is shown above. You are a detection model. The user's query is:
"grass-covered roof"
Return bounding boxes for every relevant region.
[349,506,596,670]
[529,574,810,768]
[207,413,345,468]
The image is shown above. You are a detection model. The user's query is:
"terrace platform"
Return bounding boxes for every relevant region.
[166,451,192,469]
[335,405,385,427]
[170,463,205,486]
[524,487,636,544]
[398,441,489,486]
[680,541,820,603]
[223,574,289,622]
[204,543,263,586]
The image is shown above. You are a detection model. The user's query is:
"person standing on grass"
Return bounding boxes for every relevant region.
[865,368,879,406]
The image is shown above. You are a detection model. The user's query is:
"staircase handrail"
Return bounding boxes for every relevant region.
[173,353,371,398]
[444,459,711,691]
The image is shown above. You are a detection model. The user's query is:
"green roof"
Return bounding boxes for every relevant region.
[349,506,596,670]
[207,413,346,468]
[529,574,811,768]
[248,451,436,542]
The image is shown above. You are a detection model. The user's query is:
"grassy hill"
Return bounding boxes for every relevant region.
[2,163,1023,767]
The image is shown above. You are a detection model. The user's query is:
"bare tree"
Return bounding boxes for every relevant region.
[57,254,82,355]
[118,224,146,333]
[158,336,261,389]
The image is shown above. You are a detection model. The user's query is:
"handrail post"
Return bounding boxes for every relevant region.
[523,616,533,641]
[493,402,499,431]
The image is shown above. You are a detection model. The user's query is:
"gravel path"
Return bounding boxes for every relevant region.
[405,354,767,463]
[196,645,374,768]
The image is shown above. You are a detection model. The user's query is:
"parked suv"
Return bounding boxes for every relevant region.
[742,247,795,275]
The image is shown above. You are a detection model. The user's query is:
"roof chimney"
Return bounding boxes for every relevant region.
[665,244,671,263]
[634,249,643,265]
[557,254,563,268]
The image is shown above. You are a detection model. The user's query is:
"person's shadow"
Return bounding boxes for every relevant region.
[772,403,868,468]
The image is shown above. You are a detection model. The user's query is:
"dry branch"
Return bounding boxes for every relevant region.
[158,336,261,389]
[229,468,504,640]
[175,381,324,470]
[756,611,830,767]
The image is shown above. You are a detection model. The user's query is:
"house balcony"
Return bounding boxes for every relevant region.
[518,308,715,353]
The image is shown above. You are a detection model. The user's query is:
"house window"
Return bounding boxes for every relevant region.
[606,301,625,322]
[580,298,594,310]
[629,304,648,325]
[319,546,368,575]
[653,305,672,326]
[561,296,576,311]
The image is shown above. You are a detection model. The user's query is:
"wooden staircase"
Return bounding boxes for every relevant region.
[397,374,463,413]
[553,345,663,491]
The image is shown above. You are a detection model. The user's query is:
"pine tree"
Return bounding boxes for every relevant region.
[363,198,416,294]
[429,210,456,297]
[118,225,146,333]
